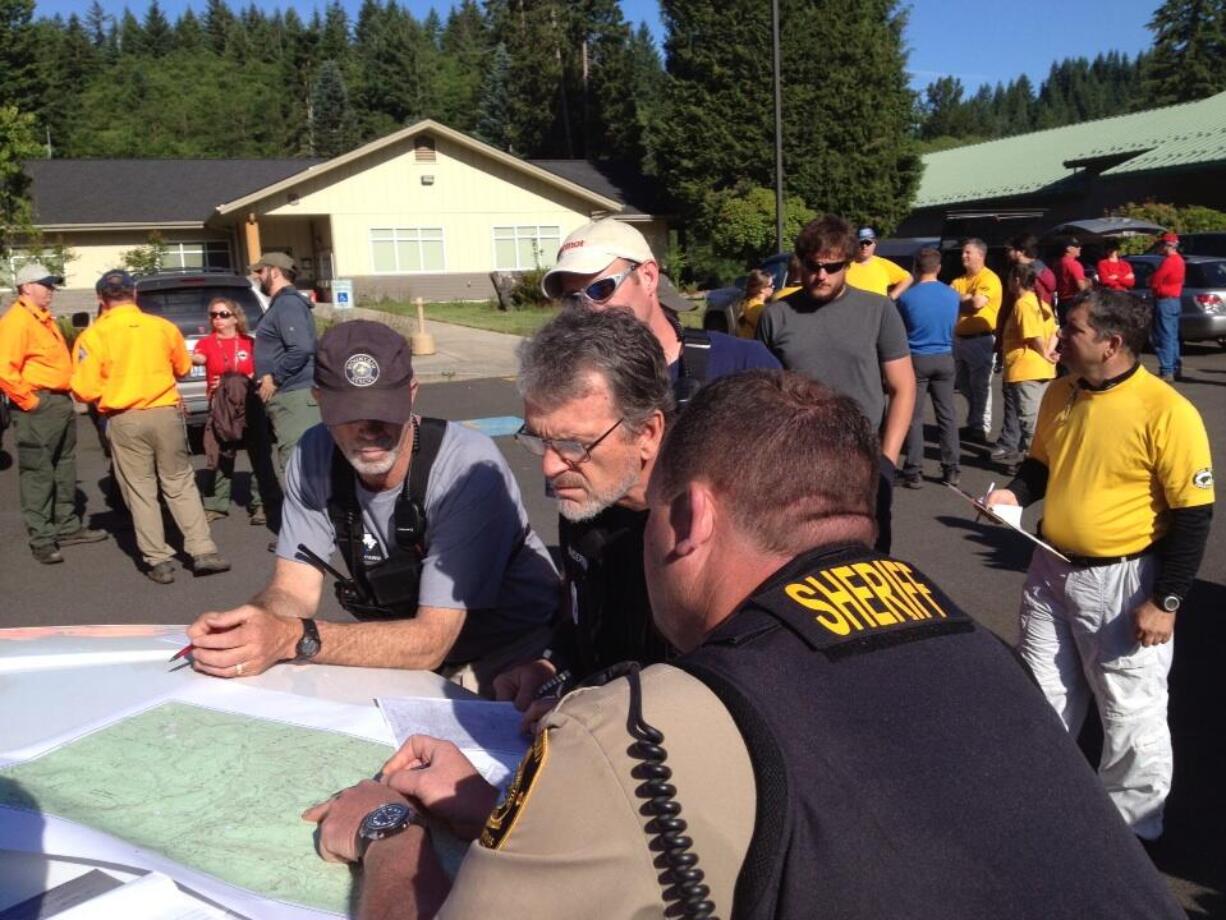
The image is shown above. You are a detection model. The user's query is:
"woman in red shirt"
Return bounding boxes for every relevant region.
[192,297,275,525]
[1096,242,1135,291]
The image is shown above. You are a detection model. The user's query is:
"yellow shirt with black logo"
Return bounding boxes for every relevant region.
[1031,366,1215,557]
[1003,292,1057,384]
[846,256,909,297]
[70,303,191,414]
[951,267,1003,336]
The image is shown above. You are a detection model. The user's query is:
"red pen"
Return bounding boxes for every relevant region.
[169,643,193,662]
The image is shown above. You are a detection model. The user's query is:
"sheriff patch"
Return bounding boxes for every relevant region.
[758,558,972,658]
[1193,468,1214,489]
[479,729,548,850]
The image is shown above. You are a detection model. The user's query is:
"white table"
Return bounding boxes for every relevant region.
[0,624,472,917]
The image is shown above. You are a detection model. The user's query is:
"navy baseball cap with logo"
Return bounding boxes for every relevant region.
[95,269,136,297]
[314,320,414,427]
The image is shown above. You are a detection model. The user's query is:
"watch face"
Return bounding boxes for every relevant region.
[297,635,321,659]
[361,803,412,839]
[1162,595,1180,612]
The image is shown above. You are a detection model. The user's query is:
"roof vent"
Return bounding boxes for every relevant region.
[415,136,436,163]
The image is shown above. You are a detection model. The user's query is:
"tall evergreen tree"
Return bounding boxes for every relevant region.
[203,0,234,55]
[475,42,513,151]
[0,0,40,111]
[311,60,352,158]
[435,0,490,131]
[1143,0,1226,106]
[175,9,205,52]
[143,0,173,56]
[84,1,109,47]
[117,9,146,56]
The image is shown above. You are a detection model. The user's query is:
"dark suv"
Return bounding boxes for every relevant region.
[136,270,267,425]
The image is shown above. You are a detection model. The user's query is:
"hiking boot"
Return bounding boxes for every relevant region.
[192,553,231,576]
[940,468,960,488]
[960,427,990,445]
[249,507,267,526]
[146,561,176,584]
[204,509,227,523]
[901,473,923,489]
[57,527,108,546]
[32,544,64,565]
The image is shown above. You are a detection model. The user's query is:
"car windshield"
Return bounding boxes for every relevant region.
[136,285,263,340]
[1187,261,1226,289]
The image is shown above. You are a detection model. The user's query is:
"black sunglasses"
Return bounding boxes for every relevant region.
[803,258,849,275]
[209,310,233,318]
[858,239,875,247]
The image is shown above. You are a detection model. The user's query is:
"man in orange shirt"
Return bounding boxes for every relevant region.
[0,263,106,564]
[70,270,229,584]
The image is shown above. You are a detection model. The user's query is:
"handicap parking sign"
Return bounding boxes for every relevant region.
[332,279,354,309]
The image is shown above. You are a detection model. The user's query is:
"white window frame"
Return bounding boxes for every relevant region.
[2,252,38,290]
[492,225,561,272]
[369,227,446,275]
[162,240,233,271]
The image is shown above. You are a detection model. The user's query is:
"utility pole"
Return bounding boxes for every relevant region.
[771,0,784,254]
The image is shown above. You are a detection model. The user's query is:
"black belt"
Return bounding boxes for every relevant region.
[956,332,993,339]
[1061,547,1152,568]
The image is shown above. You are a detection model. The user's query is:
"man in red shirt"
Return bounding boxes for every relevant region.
[1150,232,1186,381]
[1053,237,1090,319]
[1096,242,1135,291]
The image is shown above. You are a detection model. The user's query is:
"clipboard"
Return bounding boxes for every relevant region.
[945,483,1072,563]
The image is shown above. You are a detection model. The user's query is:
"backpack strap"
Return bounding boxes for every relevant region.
[674,328,712,407]
[327,444,370,595]
[395,417,447,553]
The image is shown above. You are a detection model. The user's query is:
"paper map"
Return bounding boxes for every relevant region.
[0,702,393,915]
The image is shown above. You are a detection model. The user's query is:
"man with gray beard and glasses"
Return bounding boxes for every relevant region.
[185,321,558,696]
[493,309,674,725]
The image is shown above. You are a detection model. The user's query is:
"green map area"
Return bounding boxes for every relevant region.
[0,702,394,915]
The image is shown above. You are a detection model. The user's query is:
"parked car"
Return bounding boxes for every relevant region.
[1124,255,1226,346]
[1178,232,1226,258]
[71,269,269,426]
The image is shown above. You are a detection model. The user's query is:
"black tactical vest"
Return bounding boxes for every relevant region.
[678,542,1183,920]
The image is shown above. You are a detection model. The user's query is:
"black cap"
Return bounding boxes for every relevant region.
[314,320,414,426]
[96,269,136,298]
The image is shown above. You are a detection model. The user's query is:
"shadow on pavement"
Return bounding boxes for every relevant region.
[934,514,1030,573]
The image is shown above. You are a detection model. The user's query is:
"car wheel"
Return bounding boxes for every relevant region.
[1218,337,1226,349]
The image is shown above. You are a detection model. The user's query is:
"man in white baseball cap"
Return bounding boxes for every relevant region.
[542,218,778,405]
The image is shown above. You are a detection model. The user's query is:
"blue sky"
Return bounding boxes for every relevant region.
[35,0,1159,92]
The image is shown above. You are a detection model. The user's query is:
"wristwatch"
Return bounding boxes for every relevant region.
[294,618,321,661]
[357,802,417,859]
[1157,594,1181,613]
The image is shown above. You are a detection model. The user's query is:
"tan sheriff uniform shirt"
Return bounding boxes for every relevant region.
[438,664,756,918]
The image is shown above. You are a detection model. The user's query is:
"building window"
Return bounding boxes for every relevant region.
[163,241,232,271]
[493,225,560,271]
[370,228,445,273]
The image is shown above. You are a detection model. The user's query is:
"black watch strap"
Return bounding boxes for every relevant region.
[295,617,322,661]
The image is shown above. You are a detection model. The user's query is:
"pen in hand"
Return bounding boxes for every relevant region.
[169,643,192,662]
[975,481,996,523]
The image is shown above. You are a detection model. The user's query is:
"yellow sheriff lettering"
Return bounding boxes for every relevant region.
[893,563,947,618]
[830,565,896,626]
[852,562,920,622]
[806,572,868,632]
[786,582,853,636]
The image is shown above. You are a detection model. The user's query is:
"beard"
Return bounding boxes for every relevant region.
[341,436,402,478]
[554,462,641,523]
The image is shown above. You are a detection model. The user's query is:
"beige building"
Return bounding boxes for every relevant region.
[18,120,666,311]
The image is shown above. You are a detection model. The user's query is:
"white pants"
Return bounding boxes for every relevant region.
[1017,550,1173,839]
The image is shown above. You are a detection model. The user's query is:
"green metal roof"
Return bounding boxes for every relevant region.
[914,91,1226,208]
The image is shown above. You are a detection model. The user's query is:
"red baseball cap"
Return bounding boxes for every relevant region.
[1160,232,1180,243]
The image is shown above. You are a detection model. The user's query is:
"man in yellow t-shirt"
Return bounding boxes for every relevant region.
[992,263,1057,468]
[949,239,1002,444]
[987,289,1214,842]
[845,227,912,300]
[71,270,229,585]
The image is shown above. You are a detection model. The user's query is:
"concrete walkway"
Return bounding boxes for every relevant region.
[315,305,523,383]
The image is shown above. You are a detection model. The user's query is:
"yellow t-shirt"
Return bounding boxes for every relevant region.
[737,295,767,339]
[846,256,909,297]
[951,267,1003,336]
[1003,292,1057,383]
[70,304,191,414]
[1031,366,1215,557]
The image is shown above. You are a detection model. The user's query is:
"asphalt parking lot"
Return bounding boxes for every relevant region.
[1,346,1223,917]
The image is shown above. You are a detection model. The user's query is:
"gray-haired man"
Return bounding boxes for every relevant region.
[494,308,674,721]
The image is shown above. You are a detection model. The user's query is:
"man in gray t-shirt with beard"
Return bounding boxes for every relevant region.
[187,321,558,696]
[757,214,915,552]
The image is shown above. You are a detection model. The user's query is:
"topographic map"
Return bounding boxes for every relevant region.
[0,702,394,914]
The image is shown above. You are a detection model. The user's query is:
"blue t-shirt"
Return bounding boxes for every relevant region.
[668,329,780,387]
[896,281,959,356]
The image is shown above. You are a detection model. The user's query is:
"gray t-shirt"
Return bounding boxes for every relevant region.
[279,422,559,663]
[756,284,910,424]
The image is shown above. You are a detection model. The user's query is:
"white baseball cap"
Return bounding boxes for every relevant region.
[542,218,695,311]
[15,262,64,288]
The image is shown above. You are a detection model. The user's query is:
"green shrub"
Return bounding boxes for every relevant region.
[1109,201,1226,255]
[508,266,552,309]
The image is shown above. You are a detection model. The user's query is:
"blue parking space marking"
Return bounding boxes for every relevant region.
[459,416,524,438]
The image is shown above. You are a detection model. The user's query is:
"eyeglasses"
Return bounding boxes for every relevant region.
[858,239,875,247]
[515,418,624,464]
[561,264,639,307]
[209,311,233,319]
[803,258,849,275]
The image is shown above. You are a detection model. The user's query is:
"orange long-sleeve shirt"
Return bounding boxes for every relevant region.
[70,303,191,413]
[0,297,73,411]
